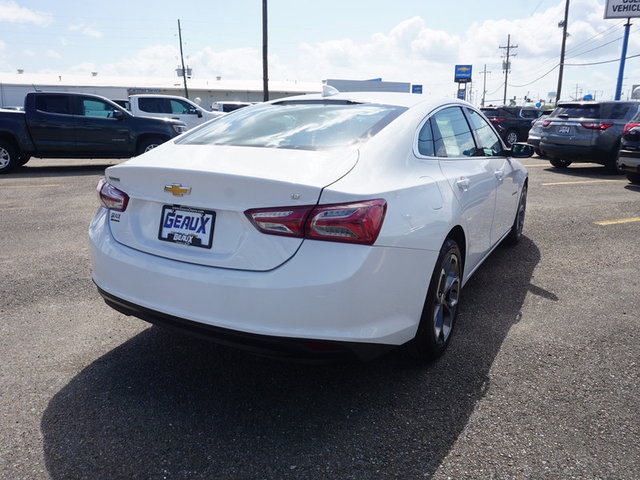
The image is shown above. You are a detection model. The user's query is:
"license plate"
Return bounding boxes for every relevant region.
[158,205,215,249]
[558,126,571,134]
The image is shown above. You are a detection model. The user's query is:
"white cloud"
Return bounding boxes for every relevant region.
[46,49,61,59]
[0,1,52,26]
[68,24,103,38]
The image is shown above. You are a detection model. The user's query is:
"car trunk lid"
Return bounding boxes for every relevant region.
[104,144,359,271]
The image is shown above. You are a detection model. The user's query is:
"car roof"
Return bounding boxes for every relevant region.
[272,91,469,111]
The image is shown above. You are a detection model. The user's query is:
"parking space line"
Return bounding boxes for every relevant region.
[542,179,626,186]
[0,184,59,189]
[593,217,640,226]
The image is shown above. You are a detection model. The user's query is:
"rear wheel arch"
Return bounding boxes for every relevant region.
[0,134,22,173]
[446,225,466,277]
[135,134,168,156]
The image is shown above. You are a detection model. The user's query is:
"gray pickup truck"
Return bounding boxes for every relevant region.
[0,92,187,173]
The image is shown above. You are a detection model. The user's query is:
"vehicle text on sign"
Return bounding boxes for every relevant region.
[604,0,640,18]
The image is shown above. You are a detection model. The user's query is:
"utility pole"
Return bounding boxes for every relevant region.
[177,19,189,99]
[480,64,491,107]
[500,34,517,105]
[556,0,570,104]
[262,0,269,102]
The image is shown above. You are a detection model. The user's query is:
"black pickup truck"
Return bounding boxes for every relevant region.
[0,92,187,173]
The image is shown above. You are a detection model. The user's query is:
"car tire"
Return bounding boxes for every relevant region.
[18,155,30,167]
[0,140,19,174]
[405,239,462,361]
[549,158,572,168]
[504,183,527,245]
[136,136,164,156]
[626,172,640,184]
[505,129,519,147]
[606,152,625,175]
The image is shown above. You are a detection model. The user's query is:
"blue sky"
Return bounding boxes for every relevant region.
[1,0,639,103]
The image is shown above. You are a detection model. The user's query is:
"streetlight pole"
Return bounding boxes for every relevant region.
[556,0,570,105]
[262,0,269,102]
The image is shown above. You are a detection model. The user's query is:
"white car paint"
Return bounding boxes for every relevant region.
[129,94,224,130]
[89,92,529,360]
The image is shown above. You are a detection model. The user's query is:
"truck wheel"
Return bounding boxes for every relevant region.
[0,141,19,174]
[549,158,572,169]
[136,137,164,156]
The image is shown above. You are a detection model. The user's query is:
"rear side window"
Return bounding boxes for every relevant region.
[430,107,476,157]
[35,95,71,115]
[138,97,170,114]
[178,101,407,150]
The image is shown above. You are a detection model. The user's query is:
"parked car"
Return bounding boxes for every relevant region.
[210,101,253,113]
[129,94,224,130]
[527,110,552,155]
[90,92,532,362]
[0,92,187,173]
[616,116,640,184]
[481,106,542,146]
[538,101,640,172]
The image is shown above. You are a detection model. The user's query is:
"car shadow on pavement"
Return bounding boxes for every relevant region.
[7,161,122,178]
[543,164,623,179]
[41,237,541,480]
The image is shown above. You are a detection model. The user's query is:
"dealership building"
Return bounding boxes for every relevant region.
[0,72,414,109]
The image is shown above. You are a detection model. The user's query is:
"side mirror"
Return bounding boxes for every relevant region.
[196,110,203,118]
[508,142,534,158]
[113,109,124,120]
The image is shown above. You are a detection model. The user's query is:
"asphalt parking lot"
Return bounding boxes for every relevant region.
[1,157,638,480]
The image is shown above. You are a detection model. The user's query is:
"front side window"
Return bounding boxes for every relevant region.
[81,99,116,118]
[178,101,407,150]
[430,107,476,157]
[169,99,197,115]
[465,108,503,156]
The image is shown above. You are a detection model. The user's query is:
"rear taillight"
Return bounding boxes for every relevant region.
[245,199,387,245]
[542,121,551,127]
[97,177,129,212]
[623,122,640,134]
[244,205,310,238]
[490,118,505,123]
[580,122,613,130]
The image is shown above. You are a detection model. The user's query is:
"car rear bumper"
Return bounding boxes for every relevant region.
[89,208,437,359]
[618,149,640,173]
[538,142,612,163]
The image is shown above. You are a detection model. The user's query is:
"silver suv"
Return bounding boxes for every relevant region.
[539,101,640,172]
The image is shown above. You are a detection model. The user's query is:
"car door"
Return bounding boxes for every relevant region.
[74,96,131,156]
[464,107,520,245]
[166,98,202,129]
[425,106,497,271]
[29,94,77,155]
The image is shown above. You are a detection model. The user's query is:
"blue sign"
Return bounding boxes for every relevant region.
[457,89,466,100]
[583,94,593,101]
[455,65,473,83]
[412,84,423,94]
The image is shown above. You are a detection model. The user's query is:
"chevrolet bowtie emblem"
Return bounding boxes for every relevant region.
[164,184,191,196]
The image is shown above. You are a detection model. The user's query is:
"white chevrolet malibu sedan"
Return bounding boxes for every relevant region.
[89,90,532,361]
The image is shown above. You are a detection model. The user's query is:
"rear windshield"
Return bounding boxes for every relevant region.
[177,101,407,150]
[552,103,638,120]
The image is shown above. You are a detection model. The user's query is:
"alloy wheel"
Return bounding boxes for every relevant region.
[433,252,460,346]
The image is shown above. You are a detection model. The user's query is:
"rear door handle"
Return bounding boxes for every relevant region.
[456,177,470,191]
